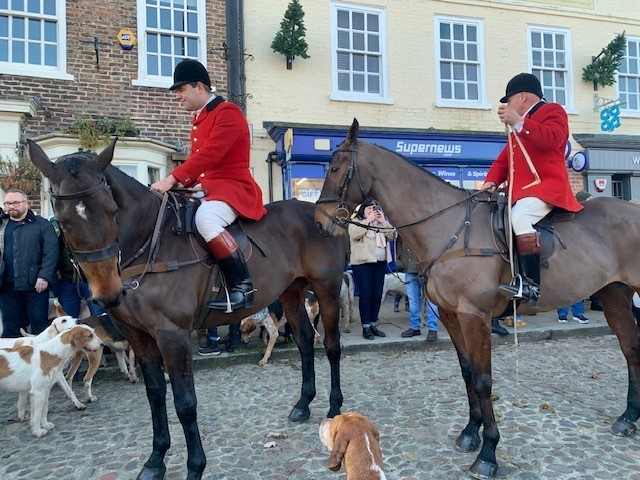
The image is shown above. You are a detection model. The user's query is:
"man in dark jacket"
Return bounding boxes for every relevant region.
[0,189,58,337]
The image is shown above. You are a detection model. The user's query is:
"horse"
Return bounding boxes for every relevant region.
[314,119,640,479]
[28,139,347,480]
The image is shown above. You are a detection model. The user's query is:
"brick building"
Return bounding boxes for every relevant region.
[0,0,233,215]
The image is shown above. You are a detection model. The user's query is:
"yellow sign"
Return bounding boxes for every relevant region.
[116,29,137,50]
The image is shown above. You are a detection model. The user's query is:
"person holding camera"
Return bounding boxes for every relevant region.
[348,197,396,340]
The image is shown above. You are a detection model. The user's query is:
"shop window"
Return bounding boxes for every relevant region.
[290,163,326,202]
[612,174,630,200]
[528,26,573,109]
[133,0,207,88]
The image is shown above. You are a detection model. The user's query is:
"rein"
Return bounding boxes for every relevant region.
[317,140,492,233]
[50,177,207,291]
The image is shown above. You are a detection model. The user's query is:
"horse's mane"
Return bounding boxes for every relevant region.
[365,140,468,193]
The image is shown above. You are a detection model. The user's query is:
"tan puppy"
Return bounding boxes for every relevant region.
[0,325,103,437]
[319,412,387,480]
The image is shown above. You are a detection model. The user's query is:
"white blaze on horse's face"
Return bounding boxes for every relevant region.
[75,201,88,220]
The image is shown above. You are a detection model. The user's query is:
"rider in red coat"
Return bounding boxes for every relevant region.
[483,73,582,306]
[151,59,266,311]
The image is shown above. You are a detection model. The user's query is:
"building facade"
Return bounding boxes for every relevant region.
[3,0,640,214]
[0,0,229,215]
[244,0,640,202]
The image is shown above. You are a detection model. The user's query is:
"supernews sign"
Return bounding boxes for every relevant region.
[395,141,462,157]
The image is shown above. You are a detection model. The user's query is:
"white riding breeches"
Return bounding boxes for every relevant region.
[511,197,553,235]
[195,200,238,242]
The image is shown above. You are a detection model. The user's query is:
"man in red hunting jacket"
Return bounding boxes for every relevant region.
[151,59,267,311]
[482,73,582,306]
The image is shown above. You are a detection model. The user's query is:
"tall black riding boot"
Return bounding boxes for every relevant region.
[498,232,541,306]
[206,230,255,311]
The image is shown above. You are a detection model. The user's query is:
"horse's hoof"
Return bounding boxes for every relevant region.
[611,418,638,436]
[136,466,167,480]
[468,458,499,479]
[288,407,311,423]
[455,433,481,452]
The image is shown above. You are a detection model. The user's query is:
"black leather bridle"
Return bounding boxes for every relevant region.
[316,141,366,228]
[49,178,121,263]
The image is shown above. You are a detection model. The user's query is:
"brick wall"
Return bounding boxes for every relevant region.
[3,0,227,154]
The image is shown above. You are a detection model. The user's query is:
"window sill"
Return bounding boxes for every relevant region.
[0,65,73,81]
[330,93,394,105]
[436,101,492,110]
[132,77,172,89]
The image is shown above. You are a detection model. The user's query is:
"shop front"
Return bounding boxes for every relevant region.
[265,123,507,202]
[572,134,640,200]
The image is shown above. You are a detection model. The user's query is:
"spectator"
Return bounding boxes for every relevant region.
[0,189,58,337]
[50,218,105,318]
[348,198,396,340]
[396,237,439,342]
[557,301,589,324]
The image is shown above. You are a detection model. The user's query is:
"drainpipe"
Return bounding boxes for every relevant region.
[226,0,246,115]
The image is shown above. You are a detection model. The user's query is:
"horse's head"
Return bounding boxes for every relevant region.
[315,118,372,236]
[29,139,125,308]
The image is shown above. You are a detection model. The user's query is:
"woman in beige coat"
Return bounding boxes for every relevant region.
[348,198,396,340]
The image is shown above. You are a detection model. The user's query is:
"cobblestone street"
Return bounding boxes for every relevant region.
[1,335,639,480]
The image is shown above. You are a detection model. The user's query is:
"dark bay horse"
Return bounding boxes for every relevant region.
[315,119,640,479]
[28,139,347,480]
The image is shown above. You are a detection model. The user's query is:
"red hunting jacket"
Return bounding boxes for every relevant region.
[171,97,267,221]
[485,102,583,213]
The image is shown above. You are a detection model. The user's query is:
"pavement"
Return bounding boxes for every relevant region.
[4,297,636,480]
[181,297,612,371]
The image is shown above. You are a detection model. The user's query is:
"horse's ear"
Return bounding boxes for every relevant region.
[27,139,55,179]
[92,137,118,172]
[345,118,360,146]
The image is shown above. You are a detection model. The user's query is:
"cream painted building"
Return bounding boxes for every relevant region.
[245,0,640,201]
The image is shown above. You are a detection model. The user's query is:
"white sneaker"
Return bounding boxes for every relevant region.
[572,315,589,324]
[558,316,568,323]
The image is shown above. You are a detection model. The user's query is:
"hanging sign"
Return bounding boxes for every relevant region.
[116,29,137,51]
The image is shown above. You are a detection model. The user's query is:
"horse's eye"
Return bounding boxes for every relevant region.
[331,167,339,173]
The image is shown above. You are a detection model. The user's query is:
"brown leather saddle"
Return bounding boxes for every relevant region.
[490,192,573,268]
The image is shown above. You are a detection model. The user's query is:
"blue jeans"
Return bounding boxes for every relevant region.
[352,261,387,326]
[0,283,50,337]
[51,277,105,317]
[557,301,584,318]
[405,272,439,331]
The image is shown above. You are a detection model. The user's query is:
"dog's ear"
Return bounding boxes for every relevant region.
[327,422,347,472]
[368,419,381,442]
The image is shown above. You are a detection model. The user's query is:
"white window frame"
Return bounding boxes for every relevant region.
[527,25,576,113]
[0,0,72,80]
[133,0,207,88]
[434,15,489,110]
[330,1,392,105]
[618,34,640,118]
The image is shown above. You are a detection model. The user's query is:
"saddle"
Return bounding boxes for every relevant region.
[490,192,572,269]
[120,193,267,331]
